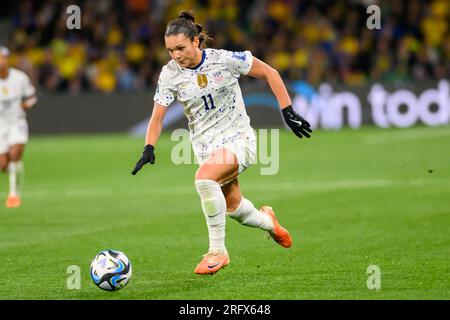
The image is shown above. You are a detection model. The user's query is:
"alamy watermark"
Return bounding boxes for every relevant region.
[366,5,381,30]
[66,265,81,289]
[170,128,280,175]
[66,5,81,30]
[66,4,381,32]
[366,265,381,290]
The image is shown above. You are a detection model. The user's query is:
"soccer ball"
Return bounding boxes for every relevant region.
[90,249,132,291]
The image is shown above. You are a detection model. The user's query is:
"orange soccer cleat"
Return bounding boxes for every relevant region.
[194,250,230,275]
[260,206,292,248]
[5,194,21,208]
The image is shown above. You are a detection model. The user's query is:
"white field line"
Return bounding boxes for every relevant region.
[363,128,450,145]
[1,178,448,199]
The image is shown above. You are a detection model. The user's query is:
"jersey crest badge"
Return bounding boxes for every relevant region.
[197,74,208,88]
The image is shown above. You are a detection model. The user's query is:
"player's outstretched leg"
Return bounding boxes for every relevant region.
[5,144,25,208]
[223,179,292,248]
[228,198,292,248]
[6,161,22,208]
[259,206,292,248]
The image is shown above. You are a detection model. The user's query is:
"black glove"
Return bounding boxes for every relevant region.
[282,105,312,139]
[131,144,155,175]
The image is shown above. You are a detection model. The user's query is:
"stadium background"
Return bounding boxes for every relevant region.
[0,0,449,133]
[0,0,449,300]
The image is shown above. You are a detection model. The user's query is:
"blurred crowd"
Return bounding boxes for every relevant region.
[1,0,449,93]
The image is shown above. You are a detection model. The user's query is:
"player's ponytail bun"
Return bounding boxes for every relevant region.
[166,11,214,49]
[178,10,195,23]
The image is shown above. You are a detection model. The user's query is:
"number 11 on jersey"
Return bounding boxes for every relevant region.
[202,94,215,111]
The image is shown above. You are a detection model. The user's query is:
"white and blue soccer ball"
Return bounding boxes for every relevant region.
[90,249,132,291]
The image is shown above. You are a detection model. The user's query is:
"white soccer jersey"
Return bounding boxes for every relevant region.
[0,67,36,125]
[154,48,254,154]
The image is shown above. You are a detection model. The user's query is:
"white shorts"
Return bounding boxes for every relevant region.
[0,119,29,154]
[194,129,257,184]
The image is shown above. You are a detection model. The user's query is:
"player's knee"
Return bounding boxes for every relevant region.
[0,160,9,172]
[8,155,19,162]
[8,151,22,162]
[195,166,217,182]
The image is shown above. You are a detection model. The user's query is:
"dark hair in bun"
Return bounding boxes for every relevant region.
[178,11,195,23]
[165,10,213,49]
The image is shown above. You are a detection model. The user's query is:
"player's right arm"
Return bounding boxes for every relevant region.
[132,65,175,175]
[131,102,167,175]
[145,102,167,146]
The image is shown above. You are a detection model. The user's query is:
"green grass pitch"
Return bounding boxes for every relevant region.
[0,126,449,299]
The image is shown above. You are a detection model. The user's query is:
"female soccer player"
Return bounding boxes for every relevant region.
[132,11,312,275]
[0,46,37,208]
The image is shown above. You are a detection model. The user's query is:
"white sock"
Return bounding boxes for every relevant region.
[227,197,274,232]
[8,161,24,197]
[16,161,24,194]
[195,179,227,254]
[8,162,17,196]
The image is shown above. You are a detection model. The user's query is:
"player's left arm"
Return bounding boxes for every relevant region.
[22,95,37,110]
[21,74,37,110]
[247,57,292,110]
[246,57,312,139]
